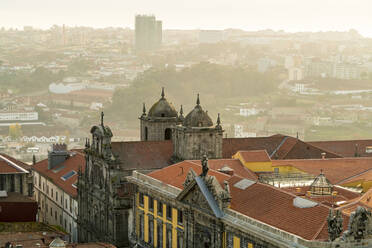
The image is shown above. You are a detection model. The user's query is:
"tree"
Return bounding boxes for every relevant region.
[9,124,23,140]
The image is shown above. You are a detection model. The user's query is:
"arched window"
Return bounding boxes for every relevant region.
[145,127,148,141]
[165,128,172,140]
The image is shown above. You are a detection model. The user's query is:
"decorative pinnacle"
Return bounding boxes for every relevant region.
[180,105,183,116]
[196,93,200,105]
[217,113,221,126]
[142,103,146,115]
[161,87,165,99]
[101,111,104,126]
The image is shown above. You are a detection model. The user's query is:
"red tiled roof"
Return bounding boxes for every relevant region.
[237,150,271,162]
[272,157,372,184]
[228,176,337,240]
[338,187,372,216]
[147,161,349,241]
[187,159,258,181]
[32,152,85,197]
[339,169,372,185]
[281,186,360,206]
[0,153,30,174]
[222,135,341,160]
[148,161,231,189]
[112,140,173,171]
[309,139,372,158]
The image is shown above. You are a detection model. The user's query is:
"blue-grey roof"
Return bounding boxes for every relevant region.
[195,176,224,218]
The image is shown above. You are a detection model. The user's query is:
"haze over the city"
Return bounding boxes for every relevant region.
[1,0,372,37]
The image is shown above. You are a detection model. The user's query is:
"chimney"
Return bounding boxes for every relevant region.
[48,143,69,170]
[321,152,326,159]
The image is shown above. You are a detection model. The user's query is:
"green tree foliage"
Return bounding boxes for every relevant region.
[109,62,278,122]
[9,124,23,140]
[0,67,62,93]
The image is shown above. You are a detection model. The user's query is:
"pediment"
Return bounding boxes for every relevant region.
[177,175,224,218]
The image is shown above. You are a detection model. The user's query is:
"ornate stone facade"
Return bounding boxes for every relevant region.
[78,115,133,247]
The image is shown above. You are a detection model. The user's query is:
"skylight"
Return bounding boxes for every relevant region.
[233,179,255,190]
[61,170,77,181]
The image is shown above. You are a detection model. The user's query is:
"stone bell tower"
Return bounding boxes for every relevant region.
[140,88,182,141]
[172,94,224,160]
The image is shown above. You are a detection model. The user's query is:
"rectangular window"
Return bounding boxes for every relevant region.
[65,199,68,208]
[166,229,172,248]
[148,220,153,245]
[51,188,53,198]
[139,193,144,206]
[0,175,5,190]
[139,215,144,240]
[10,175,15,192]
[46,203,48,213]
[157,222,163,248]
[177,233,183,248]
[46,185,49,195]
[56,191,58,202]
[157,201,163,216]
[178,210,183,225]
[166,205,172,220]
[19,174,23,194]
[69,197,72,212]
[149,196,154,211]
[55,211,57,220]
[60,215,62,225]
[50,207,53,216]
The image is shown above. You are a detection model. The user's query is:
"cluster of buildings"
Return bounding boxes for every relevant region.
[2,89,372,247]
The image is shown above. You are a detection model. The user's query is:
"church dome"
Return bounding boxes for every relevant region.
[183,94,213,127]
[148,88,178,118]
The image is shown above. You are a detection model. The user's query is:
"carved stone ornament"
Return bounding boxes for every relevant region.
[183,168,197,188]
[342,206,372,241]
[327,209,343,241]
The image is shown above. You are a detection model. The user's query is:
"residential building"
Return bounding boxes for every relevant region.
[0,153,33,196]
[33,144,85,243]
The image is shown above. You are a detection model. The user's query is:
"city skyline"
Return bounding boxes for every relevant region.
[1,0,372,37]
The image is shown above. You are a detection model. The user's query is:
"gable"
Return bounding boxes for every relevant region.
[177,176,224,218]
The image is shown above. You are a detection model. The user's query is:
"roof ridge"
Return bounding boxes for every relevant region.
[276,137,299,159]
[0,154,29,173]
[270,136,289,158]
[311,219,328,240]
[336,168,372,184]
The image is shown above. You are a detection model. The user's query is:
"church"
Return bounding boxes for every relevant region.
[77,88,340,247]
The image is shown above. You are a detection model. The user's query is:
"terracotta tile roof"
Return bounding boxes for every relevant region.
[222,135,341,160]
[272,157,372,184]
[0,153,30,174]
[339,169,372,185]
[338,187,372,216]
[32,152,85,198]
[147,161,349,241]
[187,159,258,181]
[148,161,231,190]
[112,140,173,171]
[309,139,372,158]
[227,176,348,241]
[237,150,271,162]
[281,186,360,207]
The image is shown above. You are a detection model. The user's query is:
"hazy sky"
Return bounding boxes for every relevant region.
[1,0,372,37]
